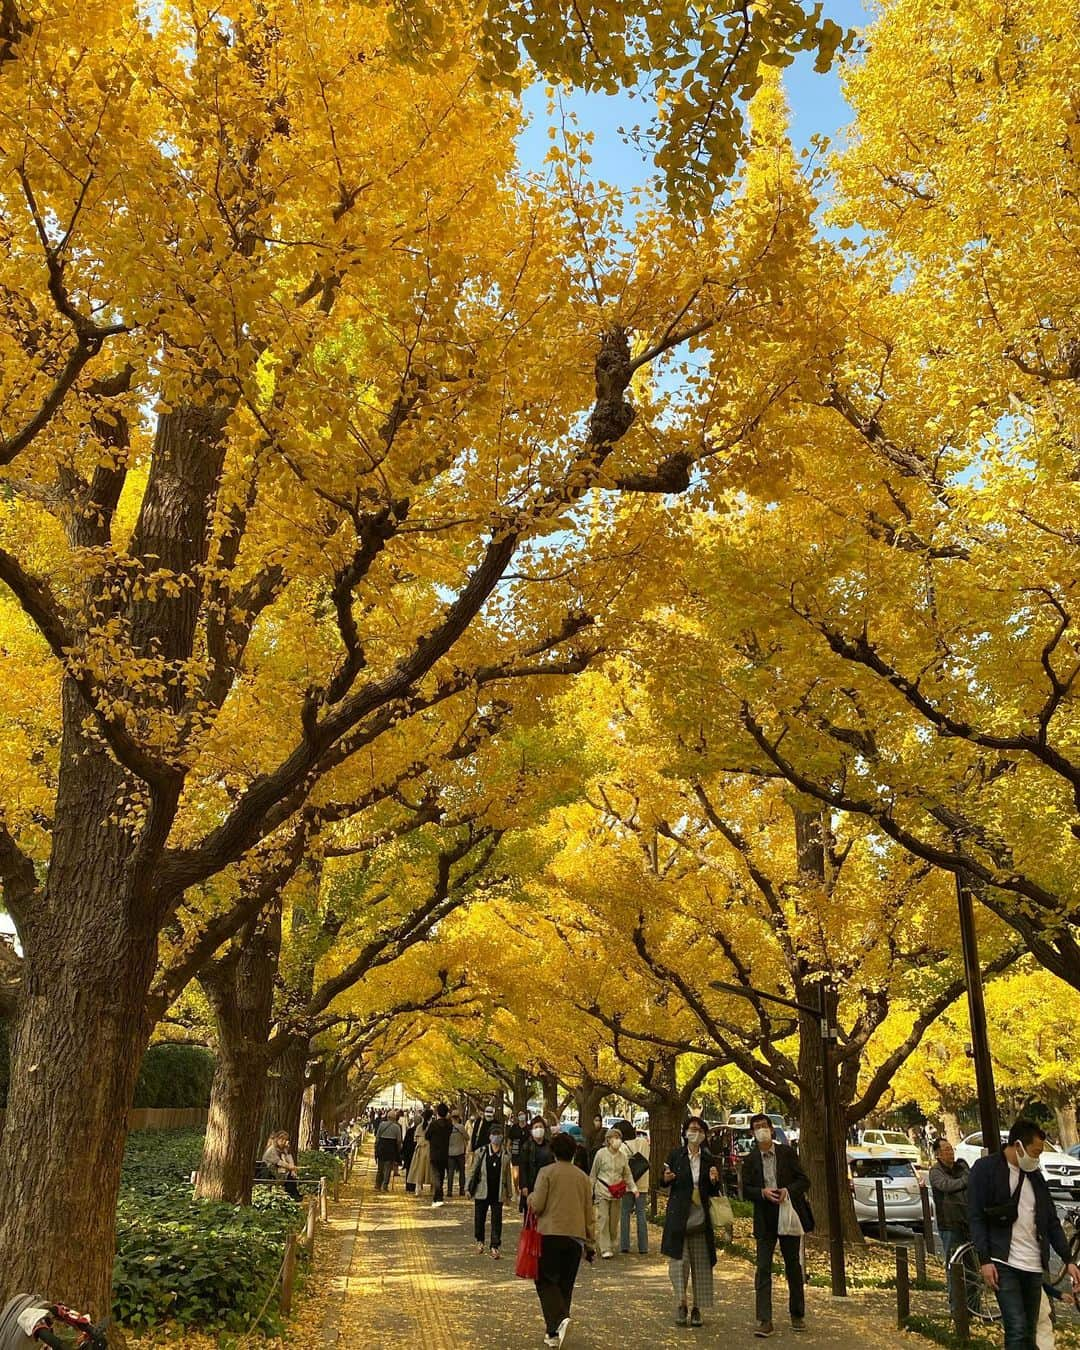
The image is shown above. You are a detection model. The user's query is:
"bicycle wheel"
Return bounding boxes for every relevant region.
[947,1242,1003,1324]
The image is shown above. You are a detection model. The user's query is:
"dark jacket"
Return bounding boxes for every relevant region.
[742,1143,813,1239]
[471,1117,495,1153]
[969,1153,1070,1269]
[426,1116,453,1164]
[508,1122,527,1161]
[929,1158,970,1233]
[518,1136,554,1194]
[660,1145,722,1265]
[374,1118,402,1163]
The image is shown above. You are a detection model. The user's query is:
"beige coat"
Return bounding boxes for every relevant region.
[589,1141,637,1201]
[529,1160,596,1248]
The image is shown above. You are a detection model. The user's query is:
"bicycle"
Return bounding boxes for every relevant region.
[0,1296,108,1350]
[945,1241,1003,1324]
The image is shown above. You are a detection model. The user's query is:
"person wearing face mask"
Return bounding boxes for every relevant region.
[447,1108,468,1198]
[743,1113,812,1337]
[969,1119,1080,1350]
[470,1103,498,1161]
[519,1116,555,1211]
[467,1126,516,1257]
[661,1116,723,1328]
[588,1128,639,1259]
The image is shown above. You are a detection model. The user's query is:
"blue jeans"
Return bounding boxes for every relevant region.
[621,1191,648,1253]
[994,1263,1043,1350]
[939,1230,962,1310]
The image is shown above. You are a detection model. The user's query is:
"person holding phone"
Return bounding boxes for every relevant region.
[969,1119,1080,1350]
[660,1115,723,1328]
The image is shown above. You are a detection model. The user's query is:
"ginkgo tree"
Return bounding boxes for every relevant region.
[0,0,836,1309]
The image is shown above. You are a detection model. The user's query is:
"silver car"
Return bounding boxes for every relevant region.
[849,1152,931,1229]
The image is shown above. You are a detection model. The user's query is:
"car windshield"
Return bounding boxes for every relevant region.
[879,1132,912,1145]
[851,1159,915,1180]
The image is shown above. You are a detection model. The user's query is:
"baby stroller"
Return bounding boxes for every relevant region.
[0,1297,108,1350]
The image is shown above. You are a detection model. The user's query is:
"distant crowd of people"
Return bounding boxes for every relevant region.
[368,1104,811,1345]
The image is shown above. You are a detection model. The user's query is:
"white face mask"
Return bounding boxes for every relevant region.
[754,1127,773,1144]
[1016,1143,1041,1173]
[532,1126,546,1141]
[686,1130,702,1146]
[484,1110,495,1120]
[608,1140,621,1151]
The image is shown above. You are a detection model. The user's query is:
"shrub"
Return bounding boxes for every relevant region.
[113,1129,343,1330]
[132,1043,215,1109]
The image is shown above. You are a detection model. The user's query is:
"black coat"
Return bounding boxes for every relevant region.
[741,1143,813,1238]
[427,1116,453,1164]
[660,1145,722,1264]
[969,1152,1070,1269]
[518,1137,554,1193]
[402,1124,417,1167]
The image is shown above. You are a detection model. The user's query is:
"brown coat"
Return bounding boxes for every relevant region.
[529,1160,596,1248]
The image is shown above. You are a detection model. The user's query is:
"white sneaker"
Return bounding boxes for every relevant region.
[601,1250,613,1258]
[544,1337,560,1348]
[557,1316,570,1345]
[431,1200,444,1208]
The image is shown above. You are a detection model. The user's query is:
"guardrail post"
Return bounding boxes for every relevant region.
[280,1234,297,1316]
[306,1195,317,1248]
[333,1173,340,1203]
[876,1178,888,1240]
[950,1262,971,1343]
[895,1246,910,1328]
[920,1184,933,1244]
[913,1232,927,1287]
[320,1175,328,1222]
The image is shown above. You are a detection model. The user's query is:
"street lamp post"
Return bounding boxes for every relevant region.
[710,979,848,1297]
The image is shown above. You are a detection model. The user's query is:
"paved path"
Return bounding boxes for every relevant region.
[316,1158,920,1350]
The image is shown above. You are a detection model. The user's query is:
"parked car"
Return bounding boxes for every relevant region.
[848,1151,931,1230]
[859,1129,921,1164]
[955,1132,1080,1199]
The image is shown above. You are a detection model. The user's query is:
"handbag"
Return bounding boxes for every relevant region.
[778,1195,805,1238]
[709,1193,735,1230]
[629,1152,649,1182]
[515,1208,543,1280]
[606,1180,628,1199]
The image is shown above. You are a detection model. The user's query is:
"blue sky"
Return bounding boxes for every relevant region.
[516,0,871,191]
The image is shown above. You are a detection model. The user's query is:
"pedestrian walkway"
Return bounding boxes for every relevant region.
[315,1156,918,1349]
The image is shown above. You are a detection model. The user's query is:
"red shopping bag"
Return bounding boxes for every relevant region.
[516,1208,543,1280]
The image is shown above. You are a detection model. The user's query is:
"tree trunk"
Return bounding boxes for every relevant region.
[574,1073,605,1130]
[540,1070,558,1121]
[797,1011,862,1244]
[299,1066,324,1152]
[195,902,282,1203]
[0,680,166,1314]
[941,1109,963,1144]
[265,1035,308,1153]
[512,1067,529,1117]
[648,1099,684,1218]
[1055,1102,1079,1150]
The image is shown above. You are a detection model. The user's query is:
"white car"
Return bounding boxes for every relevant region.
[849,1152,931,1229]
[859,1129,922,1164]
[954,1132,1080,1200]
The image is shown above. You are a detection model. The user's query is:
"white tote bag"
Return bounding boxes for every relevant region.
[778,1195,805,1238]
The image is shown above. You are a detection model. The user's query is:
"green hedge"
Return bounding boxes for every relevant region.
[132,1043,215,1109]
[114,1129,343,1332]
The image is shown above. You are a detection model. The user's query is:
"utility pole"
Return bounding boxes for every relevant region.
[955,867,1000,1152]
[818,982,847,1297]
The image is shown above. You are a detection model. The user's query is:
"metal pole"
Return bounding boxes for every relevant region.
[955,868,1000,1152]
[875,1177,888,1240]
[819,982,848,1297]
[895,1246,910,1328]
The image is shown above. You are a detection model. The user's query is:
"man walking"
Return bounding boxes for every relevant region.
[742,1112,812,1337]
[929,1138,970,1310]
[470,1103,497,1164]
[426,1103,454,1209]
[970,1119,1080,1349]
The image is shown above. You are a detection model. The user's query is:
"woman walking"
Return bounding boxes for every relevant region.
[447,1108,468,1197]
[402,1110,420,1193]
[621,1129,650,1255]
[589,1127,638,1259]
[467,1125,516,1257]
[529,1131,596,1348]
[518,1115,554,1212]
[407,1114,433,1195]
[661,1115,723,1328]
